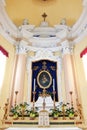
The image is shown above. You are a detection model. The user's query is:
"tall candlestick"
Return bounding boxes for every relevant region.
[34,78,36,91]
[15,91,18,106]
[53,79,55,91]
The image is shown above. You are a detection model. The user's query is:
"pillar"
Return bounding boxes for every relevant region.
[62,40,77,108]
[9,44,27,106]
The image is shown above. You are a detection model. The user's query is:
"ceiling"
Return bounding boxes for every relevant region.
[5,0,82,26]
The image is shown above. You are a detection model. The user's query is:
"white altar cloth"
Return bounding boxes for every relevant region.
[35,96,60,111]
[6,127,82,130]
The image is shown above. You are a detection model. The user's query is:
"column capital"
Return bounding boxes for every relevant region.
[15,44,28,54]
[61,40,74,56]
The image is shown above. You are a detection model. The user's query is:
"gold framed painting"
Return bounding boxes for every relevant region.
[37,70,52,89]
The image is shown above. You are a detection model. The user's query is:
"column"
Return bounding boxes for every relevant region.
[61,40,77,108]
[9,44,27,106]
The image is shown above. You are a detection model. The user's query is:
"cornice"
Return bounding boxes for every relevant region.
[71,0,87,43]
[61,40,74,55]
[15,40,62,54]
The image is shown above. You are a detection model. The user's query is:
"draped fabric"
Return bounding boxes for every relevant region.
[80,47,87,58]
[31,60,58,102]
[0,45,9,57]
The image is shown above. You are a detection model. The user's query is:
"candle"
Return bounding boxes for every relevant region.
[53,79,55,91]
[34,78,36,91]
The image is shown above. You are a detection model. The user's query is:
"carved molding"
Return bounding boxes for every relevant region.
[61,40,74,55]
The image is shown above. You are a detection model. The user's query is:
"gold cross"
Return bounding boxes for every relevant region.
[42,12,47,21]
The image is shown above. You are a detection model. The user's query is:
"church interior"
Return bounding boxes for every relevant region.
[0,0,87,129]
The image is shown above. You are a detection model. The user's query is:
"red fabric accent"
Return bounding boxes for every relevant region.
[0,45,9,57]
[80,47,87,58]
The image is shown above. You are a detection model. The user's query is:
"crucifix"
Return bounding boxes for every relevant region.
[42,12,47,21]
[40,89,49,110]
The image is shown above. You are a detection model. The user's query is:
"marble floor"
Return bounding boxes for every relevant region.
[5,127,82,130]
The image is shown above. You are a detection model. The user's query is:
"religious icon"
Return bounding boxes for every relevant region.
[37,70,52,89]
[42,74,48,83]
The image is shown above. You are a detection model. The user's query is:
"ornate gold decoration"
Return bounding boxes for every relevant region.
[76,99,83,120]
[39,89,49,110]
[3,99,9,120]
[33,66,39,71]
[42,61,47,70]
[50,66,56,71]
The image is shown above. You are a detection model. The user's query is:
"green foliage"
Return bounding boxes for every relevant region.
[28,107,38,118]
[50,107,61,118]
[10,102,29,117]
[66,107,75,116]
[10,105,20,116]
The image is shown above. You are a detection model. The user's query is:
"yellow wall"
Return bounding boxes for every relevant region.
[5,0,82,26]
[74,37,87,121]
[0,35,15,106]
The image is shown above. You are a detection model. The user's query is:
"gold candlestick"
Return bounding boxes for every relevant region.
[76,98,83,120]
[70,91,73,107]
[32,91,36,111]
[14,91,18,106]
[62,104,66,120]
[3,103,9,120]
[53,90,56,109]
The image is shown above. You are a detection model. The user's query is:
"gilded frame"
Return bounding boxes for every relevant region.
[37,70,52,89]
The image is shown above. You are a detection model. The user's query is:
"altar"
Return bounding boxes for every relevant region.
[35,95,59,111]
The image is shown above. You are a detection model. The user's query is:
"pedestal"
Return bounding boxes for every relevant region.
[38,110,49,127]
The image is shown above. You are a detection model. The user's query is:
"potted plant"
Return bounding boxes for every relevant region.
[66,107,75,119]
[29,107,38,120]
[50,107,61,119]
[10,105,19,120]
